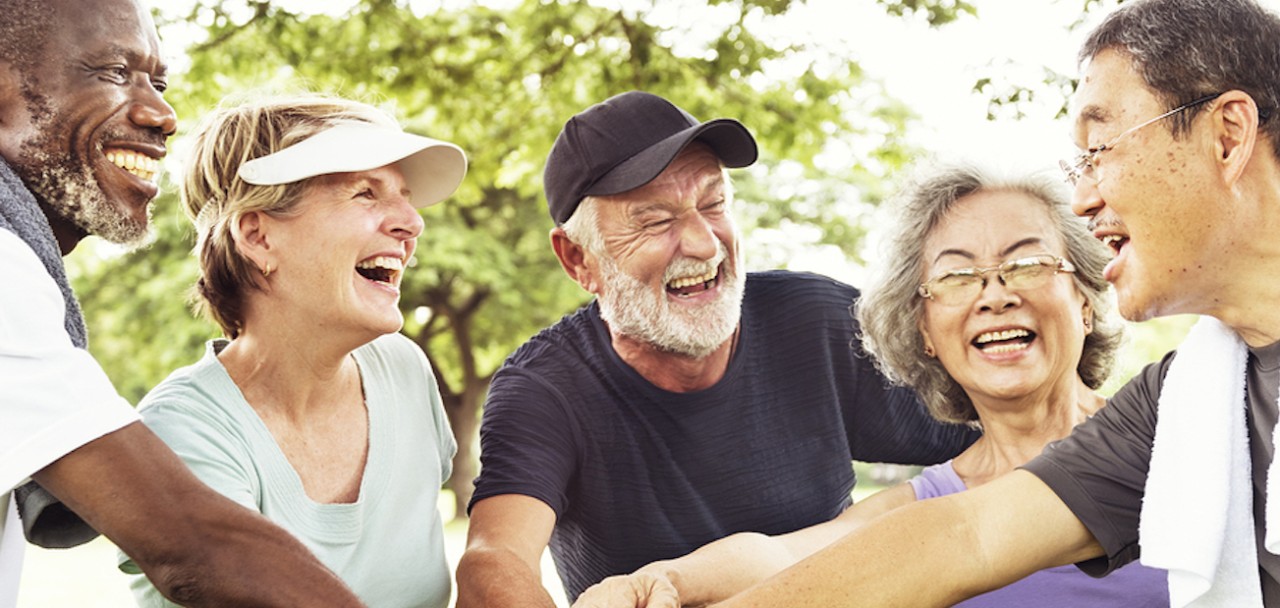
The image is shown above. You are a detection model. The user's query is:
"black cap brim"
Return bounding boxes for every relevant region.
[583,118,758,197]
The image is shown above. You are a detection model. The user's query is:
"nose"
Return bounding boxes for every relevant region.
[387,194,425,240]
[1069,177,1104,220]
[128,84,177,138]
[975,275,1020,313]
[676,212,719,261]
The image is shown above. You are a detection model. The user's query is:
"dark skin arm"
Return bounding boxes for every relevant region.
[32,421,365,607]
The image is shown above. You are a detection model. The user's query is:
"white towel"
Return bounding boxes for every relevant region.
[1139,316,1264,607]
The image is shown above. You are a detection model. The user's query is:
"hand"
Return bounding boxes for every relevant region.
[571,572,681,608]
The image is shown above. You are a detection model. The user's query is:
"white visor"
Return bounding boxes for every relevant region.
[236,122,467,208]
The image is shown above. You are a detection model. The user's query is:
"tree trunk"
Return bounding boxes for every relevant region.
[444,380,484,521]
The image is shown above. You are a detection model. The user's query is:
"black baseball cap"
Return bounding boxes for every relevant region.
[543,91,759,225]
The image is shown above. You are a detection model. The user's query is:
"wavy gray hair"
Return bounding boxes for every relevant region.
[856,162,1123,424]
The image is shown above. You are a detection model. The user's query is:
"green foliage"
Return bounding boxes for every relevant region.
[874,0,977,26]
[79,0,931,399]
[1101,315,1196,396]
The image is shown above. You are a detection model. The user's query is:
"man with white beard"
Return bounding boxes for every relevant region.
[455,90,979,607]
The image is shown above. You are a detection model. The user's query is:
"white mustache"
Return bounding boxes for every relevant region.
[662,242,728,283]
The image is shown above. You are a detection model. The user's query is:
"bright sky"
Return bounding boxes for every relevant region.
[765,0,1106,282]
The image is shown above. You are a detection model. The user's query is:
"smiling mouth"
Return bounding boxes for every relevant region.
[356,255,404,286]
[666,266,720,297]
[106,148,160,182]
[1101,234,1129,255]
[973,329,1035,354]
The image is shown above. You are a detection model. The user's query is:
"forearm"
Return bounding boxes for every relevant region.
[163,499,365,606]
[456,546,559,608]
[637,532,804,606]
[35,424,364,607]
[710,473,1100,608]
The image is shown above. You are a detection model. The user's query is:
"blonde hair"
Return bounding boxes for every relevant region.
[183,94,400,337]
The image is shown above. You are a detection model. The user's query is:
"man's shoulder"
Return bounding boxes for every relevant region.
[745,269,858,301]
[743,270,859,327]
[500,303,600,371]
[0,229,45,278]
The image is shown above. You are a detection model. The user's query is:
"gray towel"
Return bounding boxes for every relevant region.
[0,157,99,548]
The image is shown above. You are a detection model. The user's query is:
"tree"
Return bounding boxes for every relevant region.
[72,0,976,519]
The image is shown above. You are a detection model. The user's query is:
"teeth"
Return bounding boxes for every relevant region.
[105,149,160,182]
[356,256,404,271]
[667,270,716,289]
[1101,235,1125,247]
[975,329,1030,344]
[983,342,1030,354]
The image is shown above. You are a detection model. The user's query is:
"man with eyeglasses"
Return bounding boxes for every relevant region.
[703,0,1280,606]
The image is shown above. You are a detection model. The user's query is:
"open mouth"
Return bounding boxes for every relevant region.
[1101,234,1129,255]
[356,255,404,287]
[972,328,1035,354]
[105,148,160,182]
[666,266,720,297]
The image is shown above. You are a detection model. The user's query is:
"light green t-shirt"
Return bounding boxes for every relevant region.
[121,333,456,608]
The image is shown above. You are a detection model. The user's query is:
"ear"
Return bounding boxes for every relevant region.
[230,211,274,276]
[917,318,937,357]
[1081,300,1094,336]
[1213,90,1261,187]
[550,226,601,295]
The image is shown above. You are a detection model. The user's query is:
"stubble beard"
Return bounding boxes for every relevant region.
[596,241,744,359]
[10,89,151,247]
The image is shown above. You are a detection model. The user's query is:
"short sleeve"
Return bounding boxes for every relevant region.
[116,393,258,582]
[468,367,579,517]
[137,397,260,511]
[1022,351,1173,575]
[399,336,457,482]
[0,231,138,492]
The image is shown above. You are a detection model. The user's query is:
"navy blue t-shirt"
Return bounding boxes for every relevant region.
[470,270,978,600]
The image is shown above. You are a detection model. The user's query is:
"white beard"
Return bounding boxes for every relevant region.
[595,240,744,359]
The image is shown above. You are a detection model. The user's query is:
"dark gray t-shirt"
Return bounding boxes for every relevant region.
[1024,340,1280,605]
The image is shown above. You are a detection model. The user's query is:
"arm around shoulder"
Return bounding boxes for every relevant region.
[457,494,560,608]
[33,422,364,607]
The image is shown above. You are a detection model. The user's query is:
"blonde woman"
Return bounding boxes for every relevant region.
[120,96,466,608]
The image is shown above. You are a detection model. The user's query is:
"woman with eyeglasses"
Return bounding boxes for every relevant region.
[572,163,1167,608]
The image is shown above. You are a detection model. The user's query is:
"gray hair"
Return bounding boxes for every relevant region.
[1080,0,1280,160]
[856,163,1123,424]
[561,195,605,256]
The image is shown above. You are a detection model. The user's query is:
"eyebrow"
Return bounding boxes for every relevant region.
[103,44,169,78]
[1076,103,1112,129]
[932,237,1048,264]
[624,170,726,216]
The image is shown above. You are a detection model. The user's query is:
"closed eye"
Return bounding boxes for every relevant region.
[98,64,130,84]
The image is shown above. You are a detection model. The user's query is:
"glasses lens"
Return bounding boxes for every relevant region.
[924,271,983,305]
[1000,256,1060,290]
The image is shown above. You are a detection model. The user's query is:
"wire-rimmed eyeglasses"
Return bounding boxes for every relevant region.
[1059,93,1222,186]
[917,255,1076,306]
